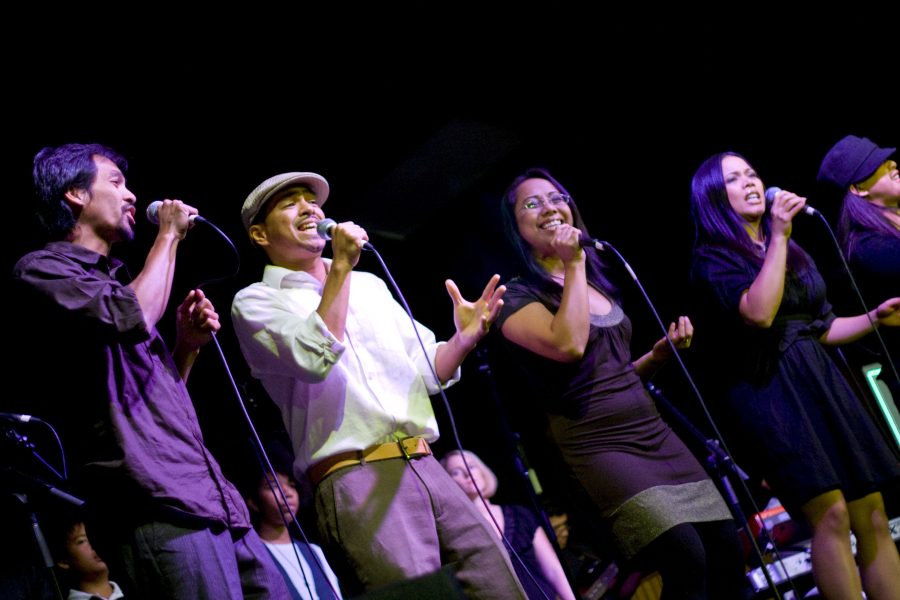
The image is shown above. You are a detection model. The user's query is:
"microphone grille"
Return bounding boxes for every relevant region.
[146,201,162,224]
[764,187,782,204]
[316,218,337,240]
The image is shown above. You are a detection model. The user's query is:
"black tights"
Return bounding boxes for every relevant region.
[631,519,750,600]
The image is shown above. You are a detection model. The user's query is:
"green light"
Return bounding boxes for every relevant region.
[863,363,900,450]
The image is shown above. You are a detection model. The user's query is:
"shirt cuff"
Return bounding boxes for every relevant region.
[311,311,345,363]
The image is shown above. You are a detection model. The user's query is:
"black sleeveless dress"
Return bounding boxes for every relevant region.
[495,278,731,558]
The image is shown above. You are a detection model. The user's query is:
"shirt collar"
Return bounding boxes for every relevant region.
[45,241,126,274]
[67,580,125,600]
[262,258,331,290]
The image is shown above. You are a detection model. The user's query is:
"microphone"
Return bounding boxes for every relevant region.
[0,413,39,423]
[316,218,373,250]
[579,235,605,251]
[765,187,818,216]
[315,218,338,240]
[146,201,204,225]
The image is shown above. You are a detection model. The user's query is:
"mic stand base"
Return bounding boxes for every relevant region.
[644,381,784,598]
[9,492,65,600]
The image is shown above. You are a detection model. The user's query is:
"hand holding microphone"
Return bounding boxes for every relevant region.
[316,218,373,251]
[765,187,816,239]
[146,200,204,230]
[765,187,818,216]
[145,200,239,286]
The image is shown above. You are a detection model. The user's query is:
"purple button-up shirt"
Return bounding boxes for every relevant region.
[12,242,248,529]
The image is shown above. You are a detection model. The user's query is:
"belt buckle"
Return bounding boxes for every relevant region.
[399,438,413,460]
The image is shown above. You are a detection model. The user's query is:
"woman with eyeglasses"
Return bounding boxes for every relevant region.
[690,151,900,600]
[491,167,749,599]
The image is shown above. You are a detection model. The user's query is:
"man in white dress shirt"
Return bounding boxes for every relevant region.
[231,172,525,599]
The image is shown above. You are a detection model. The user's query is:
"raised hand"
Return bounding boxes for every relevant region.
[329,221,369,269]
[445,274,507,348]
[650,315,694,362]
[875,297,900,327]
[175,289,221,352]
[151,199,199,239]
[767,189,808,239]
[551,223,585,264]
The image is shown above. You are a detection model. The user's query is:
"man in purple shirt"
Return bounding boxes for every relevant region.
[10,143,289,599]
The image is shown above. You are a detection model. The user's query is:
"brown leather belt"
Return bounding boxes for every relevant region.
[308,437,431,486]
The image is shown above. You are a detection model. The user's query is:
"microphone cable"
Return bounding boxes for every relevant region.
[765,189,897,389]
[2,414,68,481]
[180,214,340,599]
[362,242,560,600]
[185,215,242,290]
[592,240,792,599]
[205,331,342,599]
[807,211,899,391]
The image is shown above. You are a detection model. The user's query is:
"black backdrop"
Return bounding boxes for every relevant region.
[4,12,898,534]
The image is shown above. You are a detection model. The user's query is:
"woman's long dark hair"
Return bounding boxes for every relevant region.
[838,189,900,256]
[690,152,810,272]
[499,167,615,296]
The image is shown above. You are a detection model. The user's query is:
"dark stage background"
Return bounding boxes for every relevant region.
[4,12,898,545]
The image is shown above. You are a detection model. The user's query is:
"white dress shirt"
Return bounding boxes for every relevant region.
[232,260,459,475]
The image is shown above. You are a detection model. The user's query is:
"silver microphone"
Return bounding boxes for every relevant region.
[315,218,373,250]
[146,201,203,224]
[764,187,818,216]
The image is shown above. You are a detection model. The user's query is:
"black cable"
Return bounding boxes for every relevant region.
[189,217,339,598]
[365,243,559,600]
[811,211,899,390]
[595,240,790,599]
[205,330,341,599]
[474,348,581,595]
[191,216,241,289]
[1,417,68,482]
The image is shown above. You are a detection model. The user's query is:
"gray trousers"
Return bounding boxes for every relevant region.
[121,522,291,599]
[314,454,527,599]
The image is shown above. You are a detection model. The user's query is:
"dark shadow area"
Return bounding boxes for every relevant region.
[3,13,898,597]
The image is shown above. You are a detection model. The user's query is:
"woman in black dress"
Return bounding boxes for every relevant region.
[690,151,900,600]
[493,167,747,600]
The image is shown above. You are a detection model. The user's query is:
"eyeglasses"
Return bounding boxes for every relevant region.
[518,193,572,212]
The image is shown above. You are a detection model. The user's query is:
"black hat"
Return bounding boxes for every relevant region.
[818,135,895,189]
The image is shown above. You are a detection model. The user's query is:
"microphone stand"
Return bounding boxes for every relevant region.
[641,382,786,568]
[3,427,77,499]
[2,425,82,600]
[644,381,750,526]
[8,492,65,600]
[475,347,580,598]
[597,240,789,598]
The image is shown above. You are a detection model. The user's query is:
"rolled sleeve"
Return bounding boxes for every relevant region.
[232,282,346,383]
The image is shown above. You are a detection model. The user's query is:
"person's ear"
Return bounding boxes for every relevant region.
[249,223,269,247]
[62,188,89,221]
[849,184,869,198]
[245,497,259,513]
[56,558,70,571]
[64,188,90,208]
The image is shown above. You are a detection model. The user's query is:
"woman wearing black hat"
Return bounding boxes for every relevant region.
[819,135,900,400]
[818,136,899,289]
[690,151,900,600]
